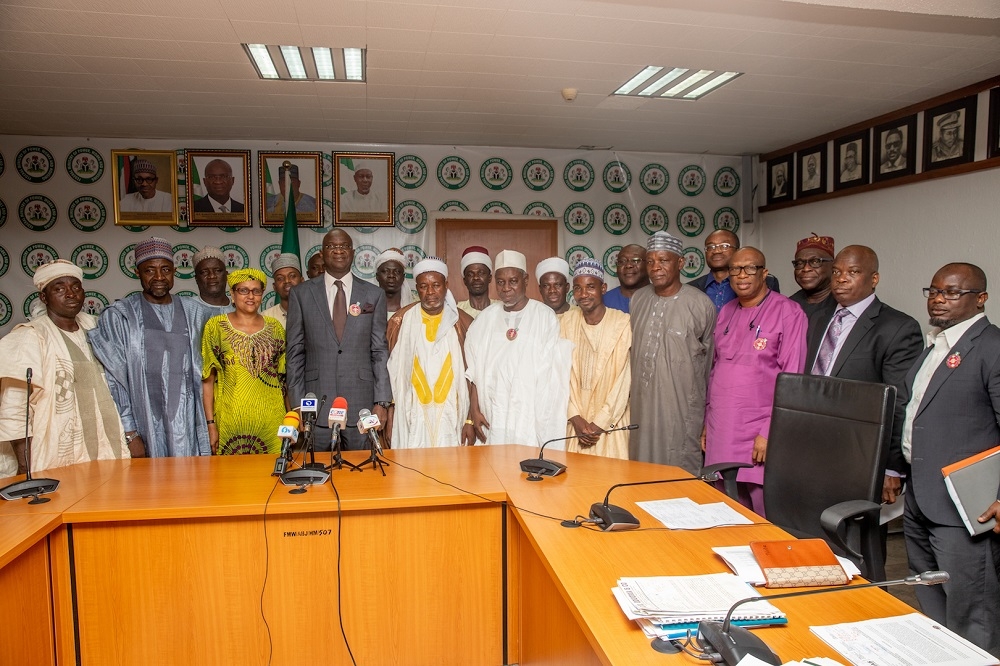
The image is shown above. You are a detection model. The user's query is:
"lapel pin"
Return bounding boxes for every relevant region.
[753,337,767,351]
[946,352,961,369]
[349,302,361,316]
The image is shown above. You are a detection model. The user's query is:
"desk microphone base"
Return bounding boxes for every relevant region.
[588,503,640,531]
[697,621,780,666]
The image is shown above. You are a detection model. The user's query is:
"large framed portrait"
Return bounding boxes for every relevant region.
[111,149,178,226]
[258,151,322,227]
[766,153,793,205]
[185,149,251,227]
[796,143,827,198]
[873,115,917,183]
[923,95,976,171]
[987,88,1000,159]
[833,130,870,191]
[334,152,394,226]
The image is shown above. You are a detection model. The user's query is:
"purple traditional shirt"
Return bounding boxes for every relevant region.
[704,291,807,486]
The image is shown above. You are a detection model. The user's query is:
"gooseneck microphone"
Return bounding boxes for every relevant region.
[1,368,62,503]
[695,571,951,666]
[301,394,327,471]
[520,424,639,480]
[585,462,753,531]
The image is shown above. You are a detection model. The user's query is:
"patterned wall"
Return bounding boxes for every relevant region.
[0,136,746,337]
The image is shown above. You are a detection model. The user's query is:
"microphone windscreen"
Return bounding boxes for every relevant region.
[282,411,300,428]
[333,396,348,409]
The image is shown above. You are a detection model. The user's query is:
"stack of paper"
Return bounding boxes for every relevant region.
[635,497,755,529]
[713,545,861,586]
[612,573,787,640]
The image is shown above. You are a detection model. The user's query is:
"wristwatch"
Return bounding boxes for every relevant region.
[375,401,393,409]
[125,431,141,444]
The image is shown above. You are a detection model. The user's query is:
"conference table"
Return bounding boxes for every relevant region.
[0,445,917,665]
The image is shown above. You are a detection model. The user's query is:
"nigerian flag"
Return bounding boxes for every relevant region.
[190,159,205,201]
[281,166,300,258]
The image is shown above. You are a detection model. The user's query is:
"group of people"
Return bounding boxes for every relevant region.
[0,226,998,656]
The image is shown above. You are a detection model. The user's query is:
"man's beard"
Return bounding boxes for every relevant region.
[929,316,956,329]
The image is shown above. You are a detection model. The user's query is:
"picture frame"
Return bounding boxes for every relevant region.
[833,130,870,191]
[258,151,322,227]
[873,115,917,183]
[986,88,1000,159]
[185,149,251,227]
[923,95,977,171]
[111,149,178,226]
[766,153,793,205]
[334,152,394,226]
[796,142,827,198]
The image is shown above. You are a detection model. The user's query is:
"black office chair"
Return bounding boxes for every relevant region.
[717,372,894,581]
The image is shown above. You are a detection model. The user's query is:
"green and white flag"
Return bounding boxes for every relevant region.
[189,159,205,200]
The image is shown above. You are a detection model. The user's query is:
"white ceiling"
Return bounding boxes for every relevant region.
[1,0,998,155]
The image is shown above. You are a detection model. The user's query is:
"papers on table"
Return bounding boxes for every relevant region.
[635,497,754,529]
[612,573,787,639]
[811,613,999,666]
[713,545,861,586]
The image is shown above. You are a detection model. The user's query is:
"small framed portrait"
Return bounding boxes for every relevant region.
[796,143,827,198]
[833,130,870,191]
[923,95,977,170]
[986,88,1000,159]
[873,115,917,182]
[111,149,178,226]
[258,151,322,227]
[334,152,394,226]
[185,149,251,227]
[766,153,793,205]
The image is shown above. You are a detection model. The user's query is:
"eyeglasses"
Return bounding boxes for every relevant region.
[204,174,231,181]
[922,288,983,301]
[791,257,833,270]
[234,287,263,296]
[728,265,765,276]
[616,257,643,266]
[706,243,734,252]
[323,243,352,252]
[133,176,157,184]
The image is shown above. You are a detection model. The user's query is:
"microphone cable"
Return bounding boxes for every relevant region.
[327,470,358,666]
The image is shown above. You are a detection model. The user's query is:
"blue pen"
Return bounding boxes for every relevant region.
[755,325,761,339]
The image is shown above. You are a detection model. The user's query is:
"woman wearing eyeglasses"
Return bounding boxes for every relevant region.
[201,268,287,455]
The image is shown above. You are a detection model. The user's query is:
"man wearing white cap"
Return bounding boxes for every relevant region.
[262,253,303,329]
[188,246,233,338]
[536,257,576,317]
[385,258,474,448]
[559,259,631,459]
[463,250,572,446]
[457,246,497,320]
[119,159,173,213]
[374,248,416,319]
[0,260,137,477]
[630,231,716,475]
[341,164,385,213]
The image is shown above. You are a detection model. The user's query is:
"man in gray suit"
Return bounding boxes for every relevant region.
[286,229,391,451]
[902,262,1000,657]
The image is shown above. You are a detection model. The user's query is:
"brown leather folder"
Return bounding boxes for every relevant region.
[749,538,849,588]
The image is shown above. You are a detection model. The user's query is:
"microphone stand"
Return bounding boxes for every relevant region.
[520,424,639,481]
[353,426,390,476]
[1,368,61,503]
[327,425,360,472]
[694,571,951,666]
[302,395,328,471]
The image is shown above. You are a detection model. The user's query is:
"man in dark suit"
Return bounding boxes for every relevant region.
[807,245,923,499]
[688,230,779,312]
[901,262,1000,656]
[286,229,391,450]
[192,159,244,213]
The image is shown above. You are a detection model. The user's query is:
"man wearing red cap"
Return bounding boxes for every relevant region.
[789,233,837,326]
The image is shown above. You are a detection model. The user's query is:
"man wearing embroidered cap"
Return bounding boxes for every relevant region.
[89,237,211,458]
[0,260,137,476]
[536,257,576,317]
[630,231,716,474]
[559,259,631,459]
[120,159,173,213]
[262,253,303,329]
[931,111,964,162]
[463,250,573,446]
[385,258,474,448]
[789,233,837,326]
[457,246,497,319]
[374,248,416,319]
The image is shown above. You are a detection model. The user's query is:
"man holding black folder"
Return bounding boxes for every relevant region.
[901,262,1000,657]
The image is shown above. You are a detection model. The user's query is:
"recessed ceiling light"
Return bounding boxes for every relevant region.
[243,44,366,82]
[344,48,364,81]
[281,46,307,79]
[612,66,742,100]
[245,44,279,79]
[312,47,336,80]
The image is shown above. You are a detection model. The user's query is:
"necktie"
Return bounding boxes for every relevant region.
[333,279,346,342]
[813,308,851,375]
[219,205,228,213]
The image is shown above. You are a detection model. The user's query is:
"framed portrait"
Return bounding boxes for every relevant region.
[258,151,322,227]
[873,115,917,183]
[111,149,178,226]
[833,130,870,191]
[185,149,251,227]
[987,88,1000,159]
[766,153,793,205]
[923,95,977,171]
[334,152,394,226]
[796,143,827,198]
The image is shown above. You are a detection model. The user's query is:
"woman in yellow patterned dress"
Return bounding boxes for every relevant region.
[201,268,286,455]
